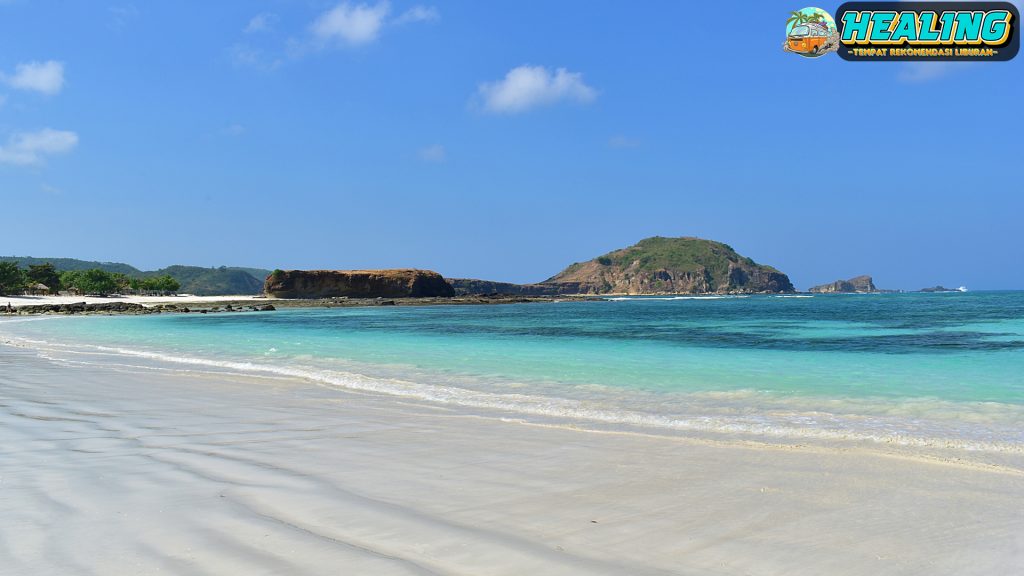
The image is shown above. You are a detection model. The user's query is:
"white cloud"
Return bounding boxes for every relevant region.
[107,5,139,30]
[477,65,597,114]
[608,135,640,149]
[311,1,391,46]
[228,44,282,71]
[897,62,956,83]
[2,60,65,95]
[245,12,277,33]
[0,128,79,165]
[395,5,439,24]
[418,144,446,162]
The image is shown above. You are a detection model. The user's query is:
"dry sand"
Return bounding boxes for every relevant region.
[1,344,1022,575]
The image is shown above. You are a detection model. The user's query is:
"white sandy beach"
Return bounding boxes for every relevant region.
[1,344,1022,575]
[2,294,265,308]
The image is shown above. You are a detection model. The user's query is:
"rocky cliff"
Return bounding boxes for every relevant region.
[544,237,794,294]
[264,269,455,299]
[808,275,877,293]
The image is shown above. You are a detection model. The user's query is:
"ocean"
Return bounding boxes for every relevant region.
[4,291,1023,451]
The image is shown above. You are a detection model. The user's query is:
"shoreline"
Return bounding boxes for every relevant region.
[3,343,1022,574]
[2,293,604,315]
[4,299,1024,465]
[4,327,1023,471]
[4,290,973,316]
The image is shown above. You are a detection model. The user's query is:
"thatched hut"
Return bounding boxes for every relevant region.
[27,283,51,295]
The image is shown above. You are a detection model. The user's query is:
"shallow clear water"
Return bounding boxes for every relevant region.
[4,292,1024,450]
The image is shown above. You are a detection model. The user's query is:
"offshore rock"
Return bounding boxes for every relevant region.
[808,275,877,293]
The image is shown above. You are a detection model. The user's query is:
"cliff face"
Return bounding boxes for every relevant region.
[543,237,794,294]
[808,275,877,293]
[264,269,455,299]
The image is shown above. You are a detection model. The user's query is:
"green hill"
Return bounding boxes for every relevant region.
[0,256,142,275]
[156,266,265,295]
[545,236,794,294]
[0,257,269,296]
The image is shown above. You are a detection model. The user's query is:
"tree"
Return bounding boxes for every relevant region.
[158,275,181,293]
[64,269,118,296]
[0,262,27,295]
[60,270,83,292]
[140,274,180,294]
[26,263,61,293]
[111,273,132,293]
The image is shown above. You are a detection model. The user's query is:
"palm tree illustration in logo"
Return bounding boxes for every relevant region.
[786,10,811,32]
[784,7,839,57]
[787,9,826,32]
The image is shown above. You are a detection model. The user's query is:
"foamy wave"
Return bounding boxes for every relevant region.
[605,295,744,301]
[4,333,1022,454]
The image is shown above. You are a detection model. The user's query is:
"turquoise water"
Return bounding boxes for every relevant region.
[4,292,1024,449]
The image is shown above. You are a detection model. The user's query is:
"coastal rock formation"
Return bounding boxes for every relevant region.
[8,302,279,315]
[264,269,455,299]
[808,275,877,293]
[542,237,794,294]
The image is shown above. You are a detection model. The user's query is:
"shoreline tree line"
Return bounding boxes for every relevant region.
[0,261,180,296]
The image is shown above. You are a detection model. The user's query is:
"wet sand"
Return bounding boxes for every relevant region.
[1,344,1022,575]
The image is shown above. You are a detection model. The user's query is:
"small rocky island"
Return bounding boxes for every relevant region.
[920,286,963,293]
[808,275,878,293]
[264,269,455,299]
[454,237,794,295]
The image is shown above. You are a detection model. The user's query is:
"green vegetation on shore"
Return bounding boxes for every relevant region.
[0,256,269,296]
[0,262,26,295]
[0,260,181,296]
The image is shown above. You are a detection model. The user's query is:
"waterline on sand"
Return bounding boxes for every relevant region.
[5,330,1023,455]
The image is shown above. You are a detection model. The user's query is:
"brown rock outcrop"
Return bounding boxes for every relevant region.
[264,269,455,299]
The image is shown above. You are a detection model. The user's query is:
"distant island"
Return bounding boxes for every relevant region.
[920,286,967,293]
[454,236,794,296]
[808,275,878,294]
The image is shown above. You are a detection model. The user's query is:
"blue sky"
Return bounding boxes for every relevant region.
[1,1,1021,290]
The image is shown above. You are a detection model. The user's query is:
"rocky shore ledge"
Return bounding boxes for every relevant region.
[2,301,278,316]
[2,295,600,316]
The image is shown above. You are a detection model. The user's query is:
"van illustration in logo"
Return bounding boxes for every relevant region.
[784,8,839,57]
